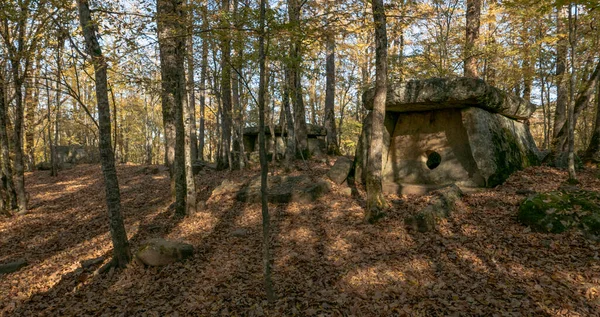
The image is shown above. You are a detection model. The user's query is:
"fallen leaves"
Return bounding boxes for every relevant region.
[1,163,600,316]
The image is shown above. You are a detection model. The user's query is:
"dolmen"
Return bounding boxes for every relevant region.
[355,77,541,195]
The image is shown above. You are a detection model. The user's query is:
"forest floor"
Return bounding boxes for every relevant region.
[1,159,600,316]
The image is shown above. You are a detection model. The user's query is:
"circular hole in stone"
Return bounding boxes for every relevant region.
[426,151,442,170]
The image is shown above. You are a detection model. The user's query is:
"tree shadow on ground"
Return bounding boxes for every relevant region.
[5,164,600,315]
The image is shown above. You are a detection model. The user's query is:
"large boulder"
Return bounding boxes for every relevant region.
[461,107,541,186]
[518,190,600,238]
[135,238,194,267]
[327,157,353,184]
[363,77,535,120]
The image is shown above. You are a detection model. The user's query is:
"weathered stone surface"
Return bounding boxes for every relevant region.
[135,238,194,267]
[236,175,331,204]
[363,77,536,120]
[405,184,463,232]
[462,107,540,187]
[192,160,216,175]
[354,106,540,192]
[327,157,353,184]
[0,258,27,275]
[518,190,600,238]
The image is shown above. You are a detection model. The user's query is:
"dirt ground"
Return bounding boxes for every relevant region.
[1,161,600,316]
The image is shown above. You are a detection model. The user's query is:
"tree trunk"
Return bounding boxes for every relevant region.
[77,0,131,268]
[24,62,36,171]
[288,0,308,156]
[11,59,27,213]
[258,0,275,302]
[324,33,338,155]
[464,0,481,78]
[218,0,233,170]
[366,0,388,223]
[186,0,198,162]
[157,0,188,217]
[567,4,577,181]
[552,8,568,153]
[198,6,208,161]
[157,1,177,192]
[283,68,295,170]
[0,71,18,213]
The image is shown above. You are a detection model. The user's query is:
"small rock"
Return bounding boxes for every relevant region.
[340,187,352,197]
[135,238,194,267]
[405,184,463,232]
[0,258,27,275]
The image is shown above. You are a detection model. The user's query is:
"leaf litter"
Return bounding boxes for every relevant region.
[1,162,600,316]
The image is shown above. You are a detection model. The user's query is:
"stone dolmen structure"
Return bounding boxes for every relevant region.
[243,124,327,158]
[355,77,541,195]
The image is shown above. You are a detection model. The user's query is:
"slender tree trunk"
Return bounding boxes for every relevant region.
[324,33,338,155]
[25,62,37,171]
[283,69,295,170]
[184,59,197,216]
[218,0,233,170]
[552,8,568,153]
[366,0,388,223]
[258,0,275,302]
[464,0,481,78]
[157,0,188,217]
[77,0,131,268]
[186,0,198,162]
[198,6,208,161]
[11,59,27,213]
[0,71,17,212]
[288,0,308,156]
[567,4,577,181]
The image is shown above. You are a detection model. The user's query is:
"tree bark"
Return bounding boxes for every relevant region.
[198,6,208,161]
[258,0,275,302]
[283,68,295,170]
[552,8,568,153]
[218,0,233,170]
[0,71,18,213]
[567,4,577,181]
[288,0,308,156]
[464,0,481,78]
[24,62,37,171]
[186,0,198,162]
[157,0,188,217]
[366,0,388,223]
[324,33,338,155]
[77,0,131,268]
